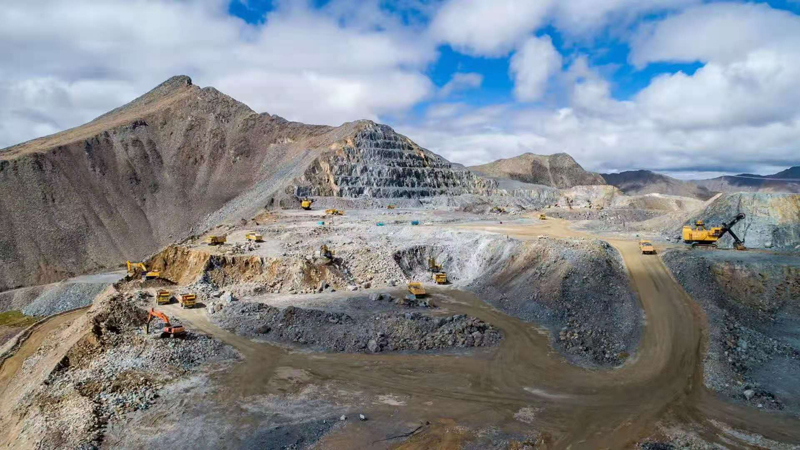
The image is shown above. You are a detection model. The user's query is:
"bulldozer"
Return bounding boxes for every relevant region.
[179,294,197,309]
[682,213,747,250]
[301,198,313,210]
[126,261,160,279]
[428,257,448,284]
[156,290,172,305]
[145,308,185,338]
[246,232,263,242]
[325,209,344,216]
[407,282,426,297]
[205,235,227,245]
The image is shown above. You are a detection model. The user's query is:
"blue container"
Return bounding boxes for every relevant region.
[376,222,385,226]
[411,220,420,226]
[318,221,325,225]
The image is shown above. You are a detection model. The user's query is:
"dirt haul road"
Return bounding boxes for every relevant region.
[2,218,799,448]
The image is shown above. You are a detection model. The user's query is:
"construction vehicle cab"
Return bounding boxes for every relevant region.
[179,294,197,309]
[245,232,263,242]
[301,198,313,210]
[126,261,160,279]
[639,240,655,255]
[682,213,747,250]
[407,282,426,297]
[205,235,226,245]
[145,308,185,338]
[156,290,172,305]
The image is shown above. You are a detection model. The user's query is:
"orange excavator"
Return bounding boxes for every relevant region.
[145,308,185,338]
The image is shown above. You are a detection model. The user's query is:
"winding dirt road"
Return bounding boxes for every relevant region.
[2,218,799,448]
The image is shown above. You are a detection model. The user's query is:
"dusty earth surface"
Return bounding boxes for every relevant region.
[1,207,799,449]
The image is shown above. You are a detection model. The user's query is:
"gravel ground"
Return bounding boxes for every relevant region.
[662,249,800,413]
[212,298,501,353]
[22,282,110,317]
[13,292,240,449]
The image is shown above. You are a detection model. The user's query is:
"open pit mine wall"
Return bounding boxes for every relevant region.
[292,123,497,199]
[0,83,325,292]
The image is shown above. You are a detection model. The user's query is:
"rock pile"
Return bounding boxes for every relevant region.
[212,302,500,353]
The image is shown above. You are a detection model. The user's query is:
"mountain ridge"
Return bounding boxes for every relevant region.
[469,152,606,188]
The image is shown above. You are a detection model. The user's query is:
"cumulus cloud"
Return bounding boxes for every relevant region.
[439,72,483,98]
[510,35,562,102]
[0,0,436,148]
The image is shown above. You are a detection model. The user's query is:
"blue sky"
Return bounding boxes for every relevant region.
[2,0,800,178]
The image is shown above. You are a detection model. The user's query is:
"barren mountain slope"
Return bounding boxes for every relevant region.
[693,167,800,194]
[602,170,714,200]
[469,152,605,188]
[0,76,491,291]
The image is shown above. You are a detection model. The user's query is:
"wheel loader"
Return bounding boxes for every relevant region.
[145,308,185,338]
[682,213,747,250]
[126,261,160,279]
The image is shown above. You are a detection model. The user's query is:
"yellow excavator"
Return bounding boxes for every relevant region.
[301,198,313,210]
[682,213,747,250]
[428,257,447,284]
[126,261,160,279]
[325,209,344,216]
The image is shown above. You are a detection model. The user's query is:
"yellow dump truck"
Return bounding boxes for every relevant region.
[639,240,656,255]
[539,214,547,220]
[205,235,226,245]
[245,232,263,242]
[432,273,448,284]
[179,294,197,309]
[407,282,426,297]
[156,290,172,305]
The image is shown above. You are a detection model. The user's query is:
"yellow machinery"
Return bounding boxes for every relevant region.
[407,282,426,297]
[539,214,547,220]
[387,205,396,210]
[246,232,263,242]
[428,257,448,284]
[205,235,226,245]
[301,198,313,210]
[126,261,160,279]
[156,290,172,305]
[325,209,344,216]
[318,244,334,263]
[179,294,197,309]
[639,240,655,255]
[490,206,507,214]
[682,213,747,250]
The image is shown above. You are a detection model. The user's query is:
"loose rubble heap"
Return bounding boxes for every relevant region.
[212,300,500,353]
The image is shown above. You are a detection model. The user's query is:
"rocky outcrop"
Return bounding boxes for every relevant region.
[470,152,605,189]
[602,170,714,200]
[292,121,494,198]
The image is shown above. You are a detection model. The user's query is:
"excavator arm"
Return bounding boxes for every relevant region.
[719,213,747,250]
[146,308,172,333]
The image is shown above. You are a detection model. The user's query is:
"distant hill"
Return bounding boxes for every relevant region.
[469,153,605,189]
[693,167,800,194]
[602,170,715,200]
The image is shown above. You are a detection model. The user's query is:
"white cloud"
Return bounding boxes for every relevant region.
[0,0,436,147]
[510,35,563,102]
[439,72,483,98]
[430,0,553,56]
